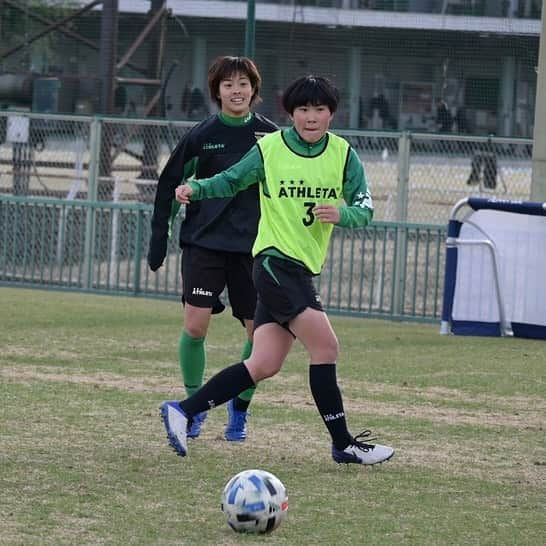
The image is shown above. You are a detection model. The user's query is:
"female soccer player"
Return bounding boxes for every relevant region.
[161,75,394,465]
[148,56,278,441]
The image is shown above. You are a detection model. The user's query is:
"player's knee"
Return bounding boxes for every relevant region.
[184,324,208,338]
[246,358,282,382]
[314,336,339,362]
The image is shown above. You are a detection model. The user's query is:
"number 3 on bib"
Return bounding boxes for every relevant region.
[303,202,315,226]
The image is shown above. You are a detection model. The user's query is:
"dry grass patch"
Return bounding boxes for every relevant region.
[2,363,545,488]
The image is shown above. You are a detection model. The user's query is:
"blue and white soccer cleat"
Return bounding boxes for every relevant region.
[332,430,394,465]
[224,399,248,442]
[160,400,188,456]
[187,411,207,439]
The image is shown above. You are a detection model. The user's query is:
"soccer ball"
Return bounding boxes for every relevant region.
[221,469,288,533]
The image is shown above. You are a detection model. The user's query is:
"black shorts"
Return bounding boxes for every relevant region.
[181,246,256,322]
[252,255,323,331]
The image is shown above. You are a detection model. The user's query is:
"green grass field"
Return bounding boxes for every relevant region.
[1,287,545,545]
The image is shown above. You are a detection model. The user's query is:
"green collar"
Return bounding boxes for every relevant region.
[283,126,328,156]
[218,111,253,127]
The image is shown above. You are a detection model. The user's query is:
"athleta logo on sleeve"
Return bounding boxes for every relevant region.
[355,189,374,210]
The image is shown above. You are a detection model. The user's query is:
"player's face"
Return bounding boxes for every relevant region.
[218,72,254,117]
[290,104,333,143]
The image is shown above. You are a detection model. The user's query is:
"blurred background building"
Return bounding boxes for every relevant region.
[0,0,542,137]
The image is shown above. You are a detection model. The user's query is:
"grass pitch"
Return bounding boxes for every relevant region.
[1,287,544,545]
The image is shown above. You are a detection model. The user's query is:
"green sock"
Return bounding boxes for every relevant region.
[178,331,206,397]
[240,338,253,361]
[235,339,255,410]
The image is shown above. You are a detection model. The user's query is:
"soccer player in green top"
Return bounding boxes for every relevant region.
[148,56,278,441]
[160,75,395,465]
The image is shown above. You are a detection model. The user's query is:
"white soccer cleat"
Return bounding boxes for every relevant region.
[332,430,394,465]
[160,400,188,457]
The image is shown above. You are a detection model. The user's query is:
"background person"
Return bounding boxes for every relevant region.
[368,92,392,129]
[148,56,278,441]
[188,85,208,119]
[436,99,453,133]
[180,81,192,118]
[161,75,395,466]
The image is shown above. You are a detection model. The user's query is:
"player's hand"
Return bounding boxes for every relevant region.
[175,184,193,204]
[313,204,340,224]
[147,235,167,271]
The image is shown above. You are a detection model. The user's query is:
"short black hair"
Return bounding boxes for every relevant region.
[281,75,339,115]
[208,56,262,108]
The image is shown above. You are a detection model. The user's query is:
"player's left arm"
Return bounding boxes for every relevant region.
[337,148,374,228]
[176,146,264,203]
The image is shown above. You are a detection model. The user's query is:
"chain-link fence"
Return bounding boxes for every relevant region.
[0,193,444,321]
[0,112,534,224]
[0,112,194,204]
[0,111,535,322]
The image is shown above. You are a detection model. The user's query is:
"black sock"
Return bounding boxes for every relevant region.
[309,364,352,450]
[233,397,250,412]
[179,362,255,417]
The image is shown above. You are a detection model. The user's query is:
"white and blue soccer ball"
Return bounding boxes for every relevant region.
[221,469,288,533]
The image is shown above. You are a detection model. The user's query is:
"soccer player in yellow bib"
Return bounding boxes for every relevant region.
[161,75,395,465]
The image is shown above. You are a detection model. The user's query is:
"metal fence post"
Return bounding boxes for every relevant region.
[134,208,144,295]
[393,131,411,316]
[84,116,101,289]
[395,131,410,223]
